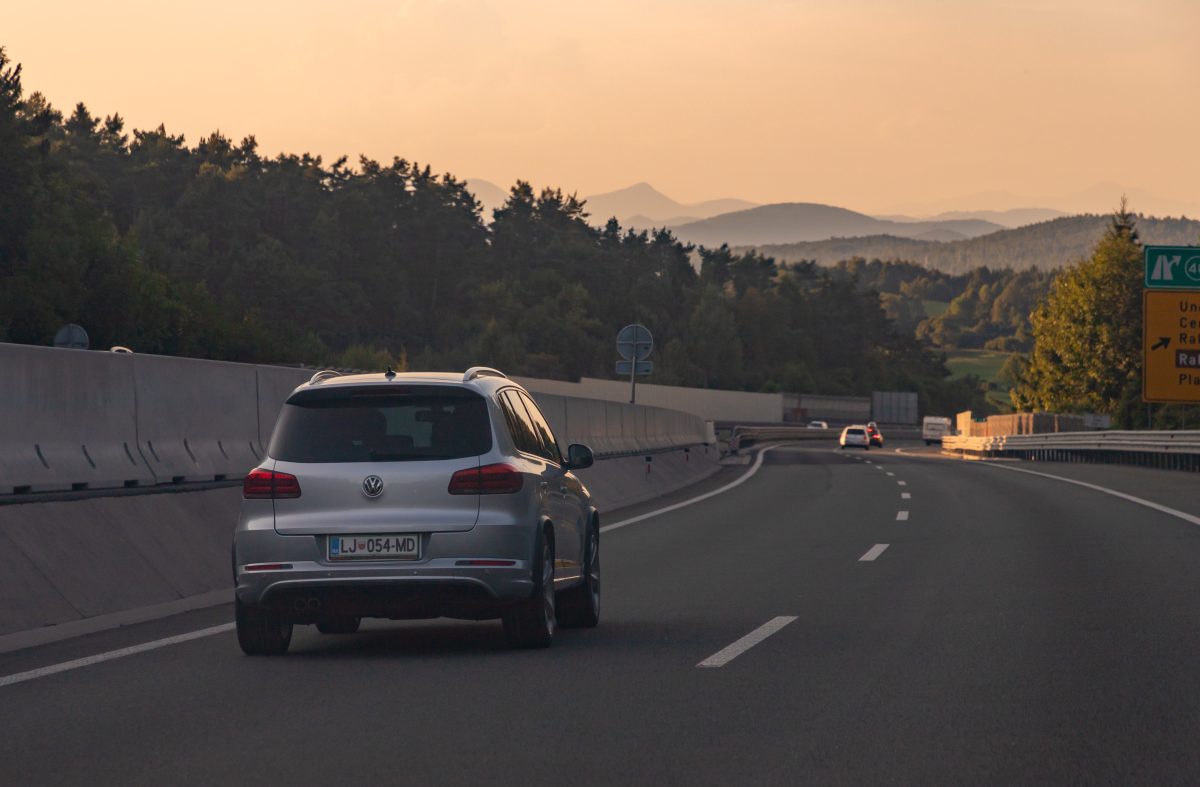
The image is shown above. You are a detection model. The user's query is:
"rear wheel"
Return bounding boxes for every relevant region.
[236,598,293,655]
[557,521,600,628]
[503,529,556,649]
[316,617,361,635]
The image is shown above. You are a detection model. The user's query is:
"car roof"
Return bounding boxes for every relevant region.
[290,369,525,398]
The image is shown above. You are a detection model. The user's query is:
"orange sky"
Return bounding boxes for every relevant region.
[7,0,1200,215]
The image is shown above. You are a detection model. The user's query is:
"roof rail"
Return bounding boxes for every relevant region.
[463,366,507,383]
[308,370,342,385]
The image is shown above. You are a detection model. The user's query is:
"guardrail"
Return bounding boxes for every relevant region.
[943,431,1200,472]
[729,424,921,451]
[729,425,835,451]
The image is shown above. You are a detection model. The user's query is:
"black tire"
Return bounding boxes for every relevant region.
[236,597,293,655]
[316,617,361,635]
[503,527,556,649]
[557,520,600,629]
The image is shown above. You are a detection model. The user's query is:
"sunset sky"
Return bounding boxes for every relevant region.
[7,0,1199,215]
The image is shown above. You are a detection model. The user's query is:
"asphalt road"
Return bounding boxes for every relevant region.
[4,442,1200,785]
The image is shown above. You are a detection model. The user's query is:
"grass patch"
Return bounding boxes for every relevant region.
[944,349,1010,384]
[921,299,949,318]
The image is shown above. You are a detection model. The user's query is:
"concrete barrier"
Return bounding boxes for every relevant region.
[133,355,262,483]
[525,392,711,458]
[0,487,241,639]
[0,344,153,493]
[1,345,713,495]
[0,448,724,648]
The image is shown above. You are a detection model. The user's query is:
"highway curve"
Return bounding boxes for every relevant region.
[4,442,1200,785]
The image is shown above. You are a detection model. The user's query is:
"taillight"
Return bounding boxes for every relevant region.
[448,463,523,495]
[243,469,302,499]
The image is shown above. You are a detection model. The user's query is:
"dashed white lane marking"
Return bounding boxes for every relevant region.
[6,444,789,690]
[0,624,235,689]
[886,472,895,477]
[897,481,907,486]
[901,492,911,499]
[896,511,909,521]
[602,444,779,534]
[697,616,798,668]
[859,544,890,561]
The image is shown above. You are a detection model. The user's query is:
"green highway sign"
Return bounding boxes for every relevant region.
[1145,245,1200,289]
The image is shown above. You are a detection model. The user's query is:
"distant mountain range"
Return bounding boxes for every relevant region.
[874,208,1067,228]
[752,215,1200,275]
[462,181,1196,267]
[668,203,1006,246]
[465,179,757,226]
[583,182,757,226]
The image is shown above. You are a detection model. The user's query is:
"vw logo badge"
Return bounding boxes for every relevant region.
[362,475,384,498]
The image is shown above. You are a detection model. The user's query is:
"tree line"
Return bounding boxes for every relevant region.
[0,47,995,415]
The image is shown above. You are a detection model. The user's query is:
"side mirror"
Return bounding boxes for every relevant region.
[565,443,594,470]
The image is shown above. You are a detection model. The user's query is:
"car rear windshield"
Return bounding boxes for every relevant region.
[269,386,492,463]
[846,429,865,436]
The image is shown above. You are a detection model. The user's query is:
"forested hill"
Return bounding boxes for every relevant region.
[755,214,1200,274]
[0,47,991,413]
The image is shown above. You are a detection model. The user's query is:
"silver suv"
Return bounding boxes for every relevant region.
[233,367,600,654]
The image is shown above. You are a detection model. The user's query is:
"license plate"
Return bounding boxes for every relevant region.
[328,534,420,561]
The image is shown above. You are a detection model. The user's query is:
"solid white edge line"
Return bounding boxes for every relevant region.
[895,446,1200,528]
[697,616,798,668]
[976,462,1200,527]
[896,510,909,521]
[859,544,889,561]
[2,444,781,690]
[600,444,779,534]
[0,623,235,689]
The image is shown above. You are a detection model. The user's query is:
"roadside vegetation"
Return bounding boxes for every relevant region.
[2,46,1189,425]
[0,47,986,414]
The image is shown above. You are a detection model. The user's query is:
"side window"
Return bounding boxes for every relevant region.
[499,391,542,457]
[517,392,563,464]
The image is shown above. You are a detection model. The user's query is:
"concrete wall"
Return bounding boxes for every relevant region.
[0,345,714,495]
[0,449,722,642]
[516,376,784,423]
[529,393,710,456]
[0,344,153,494]
[0,343,729,644]
[0,344,316,494]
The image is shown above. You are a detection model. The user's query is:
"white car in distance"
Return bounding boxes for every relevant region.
[839,425,871,450]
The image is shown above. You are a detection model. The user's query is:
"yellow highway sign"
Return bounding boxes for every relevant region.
[1144,290,1200,403]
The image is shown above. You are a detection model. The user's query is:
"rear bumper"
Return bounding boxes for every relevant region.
[238,567,532,621]
[234,524,536,620]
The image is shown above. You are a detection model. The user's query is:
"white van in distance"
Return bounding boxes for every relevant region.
[922,416,953,446]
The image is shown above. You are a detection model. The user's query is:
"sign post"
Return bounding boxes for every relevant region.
[616,324,654,404]
[1143,246,1200,404]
